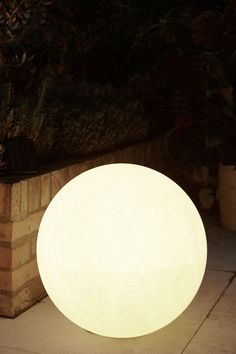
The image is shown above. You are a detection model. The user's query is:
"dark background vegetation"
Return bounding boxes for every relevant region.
[0,0,235,165]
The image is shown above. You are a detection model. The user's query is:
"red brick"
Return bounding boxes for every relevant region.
[0,184,11,221]
[0,223,12,242]
[51,167,70,197]
[11,183,21,221]
[12,276,46,316]
[12,259,39,292]
[0,293,13,317]
[68,163,88,180]
[28,176,41,213]
[0,269,11,292]
[40,173,51,207]
[12,210,45,241]
[30,234,37,257]
[12,241,31,269]
[0,245,11,268]
[20,179,28,219]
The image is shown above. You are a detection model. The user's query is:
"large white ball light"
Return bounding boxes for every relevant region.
[37,163,207,338]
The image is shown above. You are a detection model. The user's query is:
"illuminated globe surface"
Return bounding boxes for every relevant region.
[37,163,207,338]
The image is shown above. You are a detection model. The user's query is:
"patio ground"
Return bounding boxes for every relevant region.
[0,210,236,354]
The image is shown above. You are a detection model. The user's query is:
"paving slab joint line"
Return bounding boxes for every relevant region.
[0,346,42,354]
[208,268,236,273]
[181,271,236,354]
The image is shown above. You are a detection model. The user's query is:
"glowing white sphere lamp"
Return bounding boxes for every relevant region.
[37,163,207,338]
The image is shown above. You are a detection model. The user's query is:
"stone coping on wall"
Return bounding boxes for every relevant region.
[0,137,167,318]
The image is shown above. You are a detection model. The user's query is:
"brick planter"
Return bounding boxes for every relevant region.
[0,138,166,318]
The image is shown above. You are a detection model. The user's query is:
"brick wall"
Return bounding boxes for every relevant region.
[0,137,167,318]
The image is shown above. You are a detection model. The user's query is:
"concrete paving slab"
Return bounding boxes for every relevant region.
[213,293,236,318]
[224,276,236,295]
[183,314,236,354]
[180,270,233,320]
[203,212,236,272]
[211,277,236,318]
[0,348,38,354]
[207,255,236,272]
[183,269,236,354]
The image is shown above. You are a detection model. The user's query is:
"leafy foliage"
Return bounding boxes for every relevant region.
[167,0,236,168]
[3,0,236,165]
[0,0,195,162]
